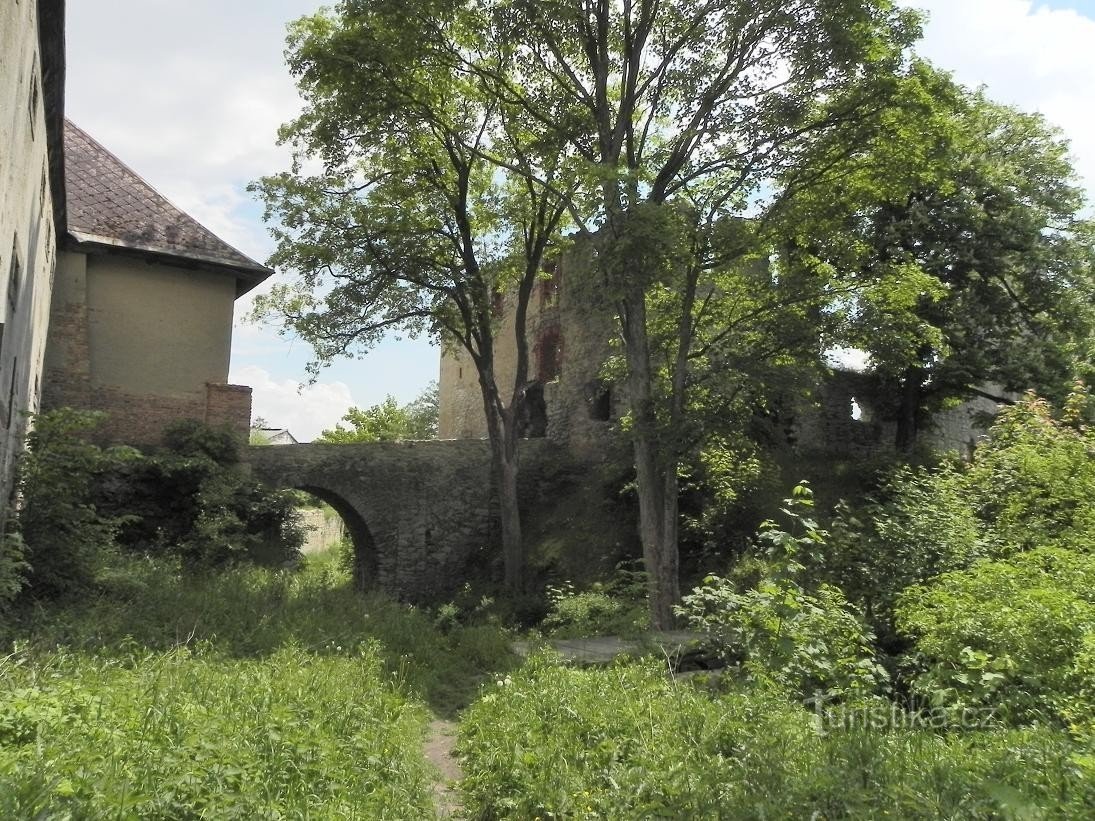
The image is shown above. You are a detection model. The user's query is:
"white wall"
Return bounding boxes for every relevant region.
[0,0,58,507]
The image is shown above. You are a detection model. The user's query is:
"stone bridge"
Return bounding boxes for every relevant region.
[247,440,522,602]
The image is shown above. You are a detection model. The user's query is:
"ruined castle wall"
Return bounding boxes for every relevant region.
[0,0,58,504]
[437,242,619,456]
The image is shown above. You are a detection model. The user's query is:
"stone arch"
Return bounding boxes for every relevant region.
[294,484,378,591]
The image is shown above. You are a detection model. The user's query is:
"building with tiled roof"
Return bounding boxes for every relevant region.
[63,121,271,291]
[41,123,273,447]
[2,0,274,510]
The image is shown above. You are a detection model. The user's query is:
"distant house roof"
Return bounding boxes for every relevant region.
[63,119,272,295]
[257,428,299,445]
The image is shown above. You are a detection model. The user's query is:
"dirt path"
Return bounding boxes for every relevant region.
[423,718,463,818]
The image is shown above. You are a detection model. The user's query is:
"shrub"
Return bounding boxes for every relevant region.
[820,462,986,646]
[0,534,27,610]
[541,562,649,637]
[965,393,1095,554]
[680,485,888,702]
[896,547,1095,727]
[92,421,305,567]
[12,409,124,598]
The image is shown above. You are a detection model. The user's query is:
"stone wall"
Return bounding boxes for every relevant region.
[298,507,346,555]
[793,370,1006,459]
[247,439,552,602]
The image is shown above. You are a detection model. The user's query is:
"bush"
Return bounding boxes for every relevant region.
[965,393,1095,554]
[818,392,1095,647]
[680,485,888,702]
[0,534,28,609]
[896,547,1095,728]
[92,420,305,567]
[541,562,649,637]
[820,462,986,646]
[12,409,124,598]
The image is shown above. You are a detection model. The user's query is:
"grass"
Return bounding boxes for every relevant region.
[0,548,516,817]
[458,654,1095,819]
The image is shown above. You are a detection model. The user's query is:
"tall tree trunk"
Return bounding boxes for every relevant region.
[482,387,523,593]
[620,286,678,629]
[895,366,923,452]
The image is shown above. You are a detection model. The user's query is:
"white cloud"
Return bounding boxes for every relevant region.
[229,364,355,442]
[901,0,1095,196]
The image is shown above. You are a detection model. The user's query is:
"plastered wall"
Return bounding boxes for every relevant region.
[0,0,58,505]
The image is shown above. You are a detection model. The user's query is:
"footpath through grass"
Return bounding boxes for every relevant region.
[0,550,514,818]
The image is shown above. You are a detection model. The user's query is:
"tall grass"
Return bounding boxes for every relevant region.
[458,654,1094,819]
[0,549,515,816]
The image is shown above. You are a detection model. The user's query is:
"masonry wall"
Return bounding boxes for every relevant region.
[42,250,250,446]
[247,439,544,601]
[437,242,619,456]
[0,0,58,505]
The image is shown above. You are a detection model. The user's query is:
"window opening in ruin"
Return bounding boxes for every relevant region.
[28,68,40,141]
[586,382,612,421]
[850,398,863,421]
[534,324,563,382]
[6,357,18,429]
[7,237,21,317]
[538,266,560,310]
[518,381,547,438]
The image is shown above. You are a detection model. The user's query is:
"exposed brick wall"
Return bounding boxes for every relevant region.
[205,382,252,443]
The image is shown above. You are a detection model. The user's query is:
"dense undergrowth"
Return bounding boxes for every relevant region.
[459,656,1092,819]
[0,550,515,817]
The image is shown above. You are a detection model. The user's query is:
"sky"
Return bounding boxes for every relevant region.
[63,1,1095,440]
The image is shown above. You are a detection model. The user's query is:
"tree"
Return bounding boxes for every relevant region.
[253,1,570,591]
[783,64,1095,449]
[317,383,439,442]
[465,0,920,626]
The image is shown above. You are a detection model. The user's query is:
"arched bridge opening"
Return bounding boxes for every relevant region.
[245,440,505,602]
[294,484,378,591]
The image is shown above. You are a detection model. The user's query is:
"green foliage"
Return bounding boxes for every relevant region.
[820,462,985,645]
[93,421,306,568]
[161,418,240,464]
[12,409,123,598]
[680,486,887,702]
[1,550,515,717]
[0,534,27,610]
[896,547,1095,729]
[821,391,1095,645]
[541,563,649,638]
[785,63,1095,440]
[965,393,1095,554]
[0,644,432,818]
[459,655,1092,819]
[317,382,439,442]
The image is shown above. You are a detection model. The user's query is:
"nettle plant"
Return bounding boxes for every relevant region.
[679,485,887,703]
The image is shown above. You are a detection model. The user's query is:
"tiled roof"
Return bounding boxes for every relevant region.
[63,120,272,290]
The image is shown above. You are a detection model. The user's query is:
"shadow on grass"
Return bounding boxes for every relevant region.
[1,552,516,718]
